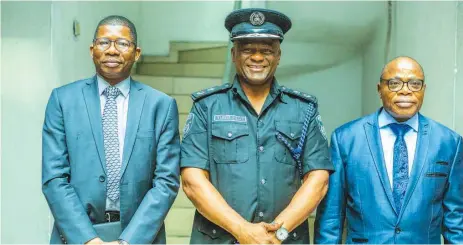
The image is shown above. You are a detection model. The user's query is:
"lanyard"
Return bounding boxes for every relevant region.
[276,103,316,179]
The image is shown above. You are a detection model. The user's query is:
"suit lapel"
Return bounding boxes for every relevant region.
[121,79,146,177]
[82,76,106,173]
[399,114,430,220]
[364,110,398,215]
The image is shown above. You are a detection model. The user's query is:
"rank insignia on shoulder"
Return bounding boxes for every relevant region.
[191,83,232,101]
[280,86,317,104]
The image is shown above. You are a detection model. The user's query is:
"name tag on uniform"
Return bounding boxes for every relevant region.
[213,115,247,123]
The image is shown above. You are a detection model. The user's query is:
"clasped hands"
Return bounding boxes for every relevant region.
[235,221,283,245]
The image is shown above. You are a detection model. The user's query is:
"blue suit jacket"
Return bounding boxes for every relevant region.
[314,109,463,244]
[42,76,180,244]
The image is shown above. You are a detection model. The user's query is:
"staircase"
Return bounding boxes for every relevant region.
[132,41,229,244]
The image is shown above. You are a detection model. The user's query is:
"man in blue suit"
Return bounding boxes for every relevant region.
[42,15,180,244]
[314,56,463,244]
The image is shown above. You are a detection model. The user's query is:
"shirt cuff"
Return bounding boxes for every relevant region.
[303,158,334,176]
[180,158,210,170]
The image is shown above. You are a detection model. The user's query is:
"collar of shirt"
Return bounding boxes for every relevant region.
[378,108,419,132]
[97,75,131,98]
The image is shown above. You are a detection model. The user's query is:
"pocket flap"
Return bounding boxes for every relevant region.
[436,161,449,165]
[275,121,303,140]
[426,172,448,178]
[198,222,226,239]
[212,123,249,141]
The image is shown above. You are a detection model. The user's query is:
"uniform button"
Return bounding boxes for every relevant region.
[227,132,233,138]
[290,133,295,137]
[212,229,217,234]
[261,179,266,184]
[395,227,401,234]
[293,232,297,238]
[258,212,264,217]
[99,175,105,182]
[258,146,264,152]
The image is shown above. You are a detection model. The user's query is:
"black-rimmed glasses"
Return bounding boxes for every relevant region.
[93,38,136,52]
[381,78,424,92]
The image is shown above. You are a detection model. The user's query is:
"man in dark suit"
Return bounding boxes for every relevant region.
[314,56,463,244]
[42,15,180,244]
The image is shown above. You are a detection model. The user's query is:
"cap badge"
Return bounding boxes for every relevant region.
[250,11,265,26]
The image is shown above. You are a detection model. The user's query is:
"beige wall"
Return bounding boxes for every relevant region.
[1,1,141,243]
[363,1,463,135]
[279,56,363,140]
[1,2,55,243]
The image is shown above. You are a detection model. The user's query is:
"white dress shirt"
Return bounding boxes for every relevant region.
[378,109,419,189]
[97,75,130,211]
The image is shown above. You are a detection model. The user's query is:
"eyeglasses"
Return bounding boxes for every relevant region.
[93,38,136,52]
[381,78,424,92]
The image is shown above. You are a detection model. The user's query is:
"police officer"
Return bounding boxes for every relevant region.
[180,8,334,244]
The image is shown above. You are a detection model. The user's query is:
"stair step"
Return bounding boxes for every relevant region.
[165,207,196,237]
[131,75,222,95]
[131,75,174,94]
[178,46,228,63]
[172,77,222,95]
[137,63,225,78]
[172,95,193,114]
[170,41,227,51]
[141,42,227,64]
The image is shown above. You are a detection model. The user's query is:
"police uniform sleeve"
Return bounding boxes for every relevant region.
[302,109,334,175]
[180,101,210,170]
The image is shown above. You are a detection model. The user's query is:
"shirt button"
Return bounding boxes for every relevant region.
[212,229,217,234]
[258,212,264,217]
[290,133,295,137]
[99,175,105,182]
[227,132,233,138]
[395,227,401,234]
[258,146,264,152]
[261,179,266,184]
[293,232,297,238]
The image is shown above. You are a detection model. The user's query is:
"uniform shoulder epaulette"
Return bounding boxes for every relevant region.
[191,83,232,102]
[280,86,317,104]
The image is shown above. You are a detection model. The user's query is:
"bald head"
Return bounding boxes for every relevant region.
[380,56,425,80]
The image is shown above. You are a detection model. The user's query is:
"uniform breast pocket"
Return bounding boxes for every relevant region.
[274,120,303,165]
[211,122,249,164]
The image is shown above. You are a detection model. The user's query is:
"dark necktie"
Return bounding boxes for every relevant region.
[102,86,121,201]
[390,123,411,214]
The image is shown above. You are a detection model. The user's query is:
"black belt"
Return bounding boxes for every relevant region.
[105,211,120,223]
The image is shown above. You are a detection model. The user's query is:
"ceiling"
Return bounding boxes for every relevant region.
[266,1,388,76]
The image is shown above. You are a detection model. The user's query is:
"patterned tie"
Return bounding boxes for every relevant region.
[102,86,121,202]
[390,123,411,214]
